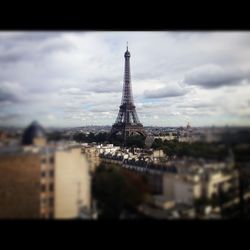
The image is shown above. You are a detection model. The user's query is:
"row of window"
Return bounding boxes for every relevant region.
[41,157,54,164]
[41,183,54,192]
[41,212,54,219]
[41,197,54,206]
[41,170,54,178]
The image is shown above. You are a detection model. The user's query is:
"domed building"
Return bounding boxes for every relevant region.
[22,121,47,146]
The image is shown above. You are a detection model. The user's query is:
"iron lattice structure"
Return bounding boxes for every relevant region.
[110,45,147,143]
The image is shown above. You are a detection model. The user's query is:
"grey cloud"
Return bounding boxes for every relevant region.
[177,102,216,109]
[144,85,189,99]
[0,51,45,65]
[59,88,82,95]
[90,105,117,113]
[0,33,73,65]
[0,32,62,44]
[0,92,18,103]
[86,79,121,93]
[38,39,74,54]
[167,32,204,41]
[0,82,24,103]
[0,53,25,64]
[184,65,250,88]
[0,113,29,127]
[91,83,121,93]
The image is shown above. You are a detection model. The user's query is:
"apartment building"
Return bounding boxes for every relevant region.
[0,122,91,219]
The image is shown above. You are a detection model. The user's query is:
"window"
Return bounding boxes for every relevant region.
[41,198,48,206]
[41,158,46,164]
[49,183,54,192]
[49,212,54,219]
[49,197,54,206]
[41,213,47,219]
[49,157,54,164]
[49,170,54,177]
[41,171,46,178]
[41,184,46,192]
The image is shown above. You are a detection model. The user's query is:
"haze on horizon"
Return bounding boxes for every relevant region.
[0,31,250,128]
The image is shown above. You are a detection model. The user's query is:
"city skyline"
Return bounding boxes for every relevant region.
[0,31,250,128]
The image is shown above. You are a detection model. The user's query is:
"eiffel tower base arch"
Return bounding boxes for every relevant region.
[110,123,147,146]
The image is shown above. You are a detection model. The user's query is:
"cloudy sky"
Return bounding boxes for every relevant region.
[0,31,250,128]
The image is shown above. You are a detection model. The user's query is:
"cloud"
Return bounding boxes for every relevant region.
[0,82,24,103]
[184,64,250,88]
[0,53,25,64]
[59,87,81,95]
[144,83,189,98]
[89,82,121,93]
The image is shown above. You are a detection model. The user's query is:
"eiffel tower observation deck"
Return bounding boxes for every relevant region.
[110,44,147,144]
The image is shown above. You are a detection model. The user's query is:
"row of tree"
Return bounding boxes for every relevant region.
[151,138,229,160]
[73,132,109,143]
[73,131,146,148]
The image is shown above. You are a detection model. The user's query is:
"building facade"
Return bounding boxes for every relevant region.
[0,145,91,219]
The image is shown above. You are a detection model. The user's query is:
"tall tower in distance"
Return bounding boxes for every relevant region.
[110,44,147,144]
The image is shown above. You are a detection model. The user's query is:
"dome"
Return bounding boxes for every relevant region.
[22,121,46,145]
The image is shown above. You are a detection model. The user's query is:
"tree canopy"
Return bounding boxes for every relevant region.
[92,164,149,219]
[151,139,228,160]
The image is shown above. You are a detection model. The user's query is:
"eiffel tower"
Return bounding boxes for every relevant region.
[110,44,147,144]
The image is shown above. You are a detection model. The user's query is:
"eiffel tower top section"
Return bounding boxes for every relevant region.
[121,43,134,105]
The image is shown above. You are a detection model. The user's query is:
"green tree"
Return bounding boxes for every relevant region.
[92,164,149,219]
[126,135,145,148]
[152,139,228,160]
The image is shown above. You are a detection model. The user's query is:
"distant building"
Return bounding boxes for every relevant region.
[81,143,121,172]
[152,162,239,218]
[154,133,177,142]
[174,174,203,206]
